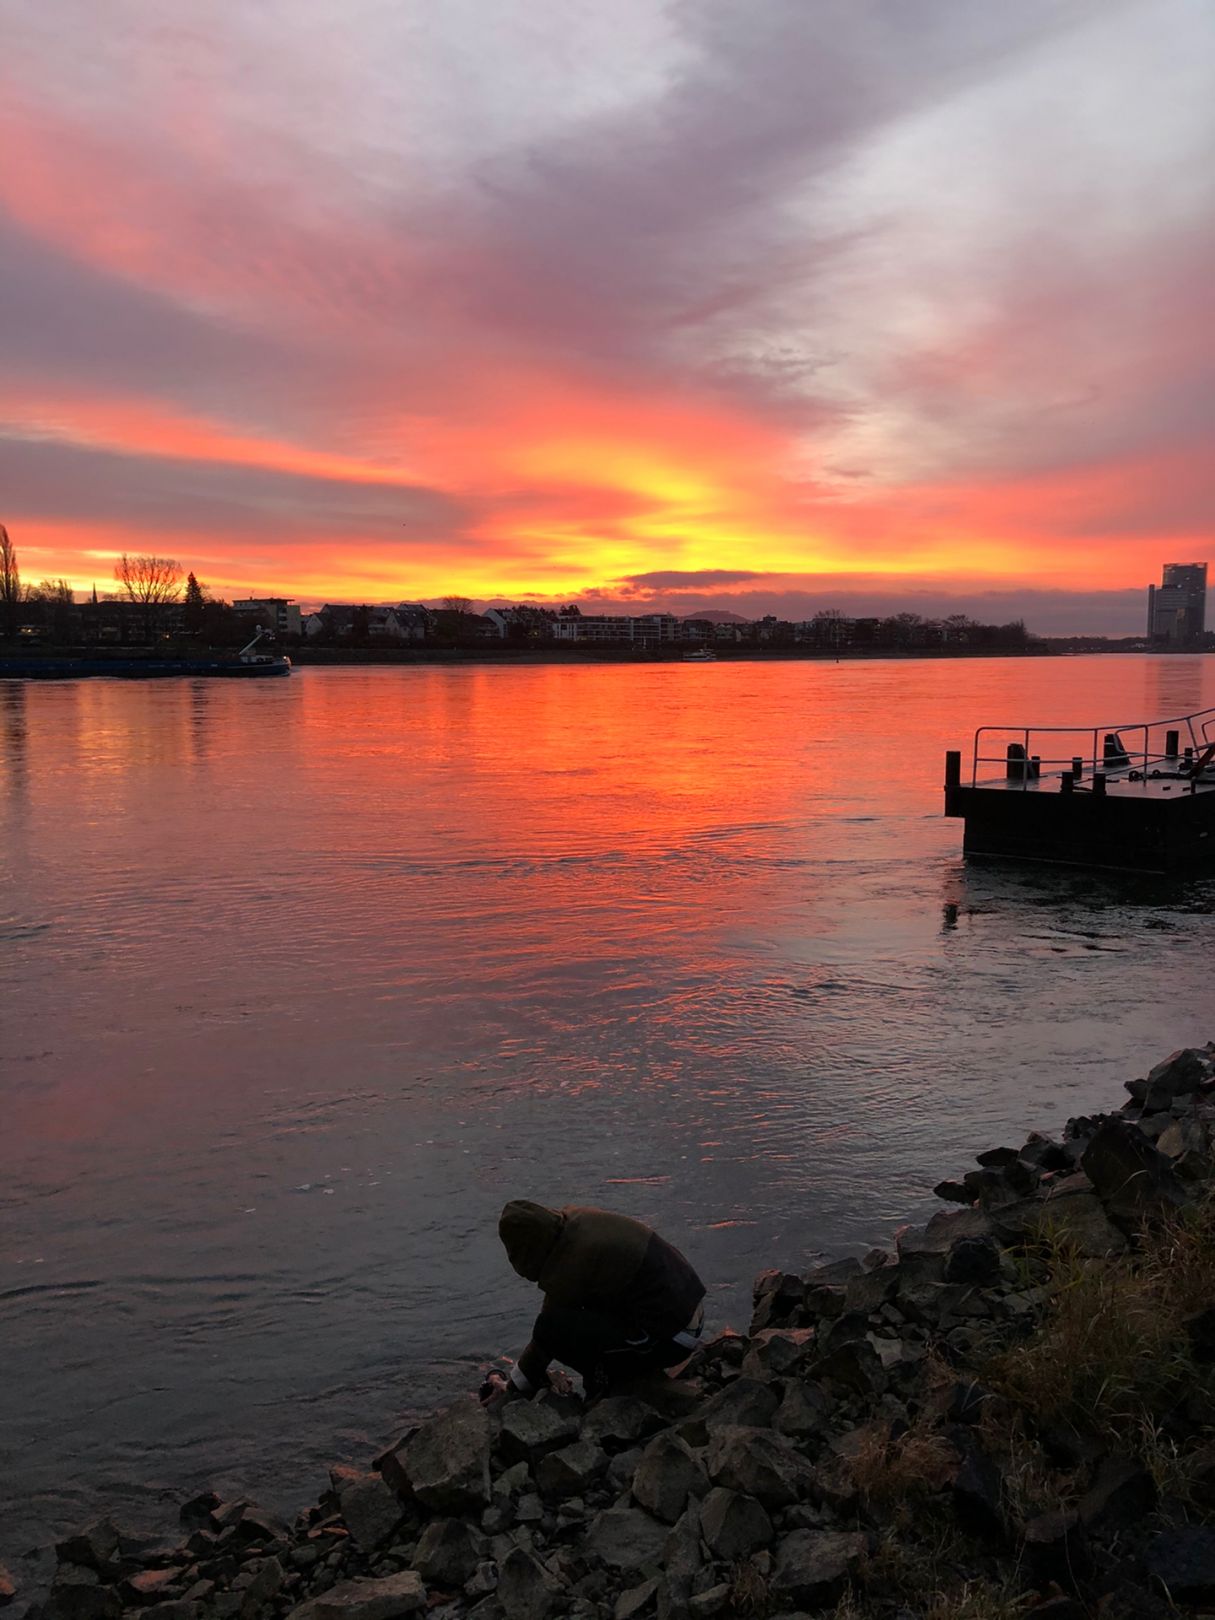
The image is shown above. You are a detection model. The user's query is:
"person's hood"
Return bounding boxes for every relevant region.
[498,1200,564,1281]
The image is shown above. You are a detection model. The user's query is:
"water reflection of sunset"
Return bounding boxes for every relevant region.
[4,658,1215,1559]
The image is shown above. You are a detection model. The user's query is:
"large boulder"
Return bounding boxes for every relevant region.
[535,1439,607,1497]
[380,1397,491,1512]
[497,1546,562,1620]
[581,1397,663,1450]
[697,1379,778,1431]
[990,1191,1126,1257]
[1080,1122,1187,1229]
[498,1398,579,1463]
[698,1488,773,1561]
[54,1523,121,1575]
[586,1507,669,1572]
[1145,1526,1215,1602]
[44,1568,121,1620]
[705,1426,810,1508]
[630,1434,707,1524]
[410,1519,487,1587]
[285,1573,426,1620]
[770,1530,867,1608]
[329,1467,404,1551]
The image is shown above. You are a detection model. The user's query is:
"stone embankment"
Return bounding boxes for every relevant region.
[12,1045,1215,1620]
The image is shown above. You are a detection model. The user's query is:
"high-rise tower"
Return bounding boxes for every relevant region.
[1147,562,1207,646]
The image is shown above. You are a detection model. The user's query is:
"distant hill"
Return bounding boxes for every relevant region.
[681,610,748,624]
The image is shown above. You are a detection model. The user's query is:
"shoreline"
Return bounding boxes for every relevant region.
[13,1041,1215,1620]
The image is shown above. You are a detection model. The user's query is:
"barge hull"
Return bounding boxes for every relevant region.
[950,782,1215,875]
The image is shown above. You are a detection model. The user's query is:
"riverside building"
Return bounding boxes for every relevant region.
[1147,563,1207,647]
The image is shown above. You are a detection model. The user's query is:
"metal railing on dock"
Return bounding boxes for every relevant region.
[968,704,1215,791]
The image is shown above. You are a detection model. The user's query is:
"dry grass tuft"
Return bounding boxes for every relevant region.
[727,1556,771,1616]
[923,1579,1025,1620]
[984,1192,1215,1439]
[846,1422,959,1507]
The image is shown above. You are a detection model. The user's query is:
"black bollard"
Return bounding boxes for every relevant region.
[1092,771,1107,796]
[1166,730,1179,759]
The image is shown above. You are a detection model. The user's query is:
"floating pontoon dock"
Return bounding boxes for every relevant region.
[944,705,1215,873]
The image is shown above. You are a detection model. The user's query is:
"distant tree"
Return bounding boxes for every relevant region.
[559,604,582,618]
[115,553,183,641]
[0,524,20,637]
[182,571,207,634]
[442,594,473,617]
[31,578,75,642]
[352,604,371,640]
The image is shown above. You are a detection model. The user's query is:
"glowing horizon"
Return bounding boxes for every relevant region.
[3,1,1213,635]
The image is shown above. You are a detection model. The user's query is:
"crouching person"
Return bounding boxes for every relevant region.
[483,1200,705,1405]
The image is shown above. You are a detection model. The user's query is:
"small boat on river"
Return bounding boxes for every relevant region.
[681,648,717,662]
[0,629,292,681]
[944,704,1215,873]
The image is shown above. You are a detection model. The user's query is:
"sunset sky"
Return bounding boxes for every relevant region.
[2,0,1213,632]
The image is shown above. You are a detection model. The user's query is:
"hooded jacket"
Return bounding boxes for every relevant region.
[499,1201,704,1339]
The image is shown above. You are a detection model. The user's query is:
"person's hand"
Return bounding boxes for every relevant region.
[547,1369,574,1396]
[477,1370,510,1408]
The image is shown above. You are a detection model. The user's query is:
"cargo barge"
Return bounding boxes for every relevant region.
[944,705,1215,873]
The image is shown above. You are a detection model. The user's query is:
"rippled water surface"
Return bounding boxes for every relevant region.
[3,655,1214,1562]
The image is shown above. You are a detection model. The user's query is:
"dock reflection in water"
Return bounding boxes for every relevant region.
[2,655,1213,1558]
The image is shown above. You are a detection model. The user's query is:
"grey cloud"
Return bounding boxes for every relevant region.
[617,568,768,590]
[0,433,472,543]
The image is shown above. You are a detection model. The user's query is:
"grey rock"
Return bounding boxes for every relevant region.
[1078,1456,1158,1533]
[606,1445,645,1492]
[770,1529,866,1608]
[688,1585,730,1617]
[0,1565,16,1608]
[951,1442,1005,1541]
[330,1468,404,1552]
[697,1378,778,1431]
[613,1578,658,1620]
[464,1562,498,1600]
[497,1548,560,1620]
[811,1338,886,1395]
[120,1570,181,1606]
[944,1236,1001,1285]
[1023,1511,1088,1591]
[586,1508,668,1572]
[897,1207,991,1258]
[285,1572,427,1620]
[535,1440,606,1497]
[240,1557,283,1618]
[515,1493,543,1523]
[54,1522,121,1575]
[774,1380,831,1440]
[498,1401,579,1464]
[412,1520,488,1588]
[1080,1122,1187,1228]
[581,1398,662,1450]
[991,1191,1127,1257]
[843,1266,899,1315]
[389,1397,492,1512]
[705,1426,809,1508]
[631,1435,707,1524]
[1146,1525,1215,1602]
[665,1501,702,1580]
[739,1329,816,1380]
[1146,1048,1211,1100]
[44,1572,121,1620]
[698,1488,773,1561]
[179,1492,222,1533]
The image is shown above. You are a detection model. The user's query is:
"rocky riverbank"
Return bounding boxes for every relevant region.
[10,1044,1215,1620]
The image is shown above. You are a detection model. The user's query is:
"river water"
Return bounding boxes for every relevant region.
[2,654,1213,1564]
